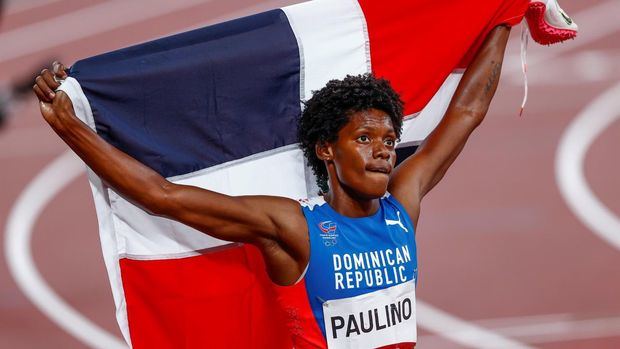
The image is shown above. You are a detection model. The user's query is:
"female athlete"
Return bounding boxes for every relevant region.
[33,25,511,349]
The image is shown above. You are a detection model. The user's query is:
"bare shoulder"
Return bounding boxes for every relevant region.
[244,195,307,231]
[239,194,309,250]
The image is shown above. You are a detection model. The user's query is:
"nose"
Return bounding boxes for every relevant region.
[373,141,390,160]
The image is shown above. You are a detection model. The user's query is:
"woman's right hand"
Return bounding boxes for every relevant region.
[32,61,68,103]
[32,61,73,127]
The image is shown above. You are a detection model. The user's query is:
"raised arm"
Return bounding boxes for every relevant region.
[33,66,308,284]
[389,25,511,223]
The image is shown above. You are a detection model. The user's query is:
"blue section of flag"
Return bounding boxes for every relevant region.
[69,9,301,178]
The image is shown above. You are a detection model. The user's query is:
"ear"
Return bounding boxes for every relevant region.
[315,141,333,162]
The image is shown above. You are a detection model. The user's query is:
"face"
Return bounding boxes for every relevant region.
[320,108,397,199]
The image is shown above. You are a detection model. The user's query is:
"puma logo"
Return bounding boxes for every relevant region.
[385,211,408,232]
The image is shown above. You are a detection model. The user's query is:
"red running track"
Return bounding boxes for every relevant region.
[1,0,619,348]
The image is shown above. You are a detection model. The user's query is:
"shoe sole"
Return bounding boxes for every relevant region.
[526,2,577,45]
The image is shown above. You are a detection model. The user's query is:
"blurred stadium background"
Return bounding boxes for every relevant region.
[1,0,619,348]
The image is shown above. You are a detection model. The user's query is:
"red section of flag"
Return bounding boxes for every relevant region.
[359,0,528,115]
[273,279,328,348]
[120,245,291,349]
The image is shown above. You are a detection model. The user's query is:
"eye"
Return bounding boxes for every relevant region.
[357,135,370,143]
[384,139,395,147]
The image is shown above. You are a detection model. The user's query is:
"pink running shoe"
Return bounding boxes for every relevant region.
[525,0,578,45]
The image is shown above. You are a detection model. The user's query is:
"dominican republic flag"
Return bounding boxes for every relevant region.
[58,0,527,347]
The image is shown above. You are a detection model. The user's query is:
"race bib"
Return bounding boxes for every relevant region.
[323,280,416,349]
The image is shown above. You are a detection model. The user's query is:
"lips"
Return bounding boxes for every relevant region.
[366,163,392,174]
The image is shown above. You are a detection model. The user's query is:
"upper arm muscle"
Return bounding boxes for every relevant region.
[161,183,305,245]
[159,184,310,286]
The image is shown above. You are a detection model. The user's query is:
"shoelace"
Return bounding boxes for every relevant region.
[519,22,529,116]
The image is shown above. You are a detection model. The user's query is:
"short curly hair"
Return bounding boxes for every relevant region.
[297,74,404,193]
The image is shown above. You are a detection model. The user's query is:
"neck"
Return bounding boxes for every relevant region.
[323,184,380,218]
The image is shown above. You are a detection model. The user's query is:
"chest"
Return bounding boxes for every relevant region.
[305,216,417,299]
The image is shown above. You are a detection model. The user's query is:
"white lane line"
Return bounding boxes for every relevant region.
[5,0,68,15]
[419,315,620,345]
[496,316,620,343]
[556,81,620,250]
[505,0,620,77]
[417,302,535,349]
[4,150,128,349]
[0,0,213,63]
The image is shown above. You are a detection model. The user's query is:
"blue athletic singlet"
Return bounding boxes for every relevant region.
[275,194,418,349]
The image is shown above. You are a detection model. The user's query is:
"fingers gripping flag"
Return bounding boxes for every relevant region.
[58,0,527,347]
